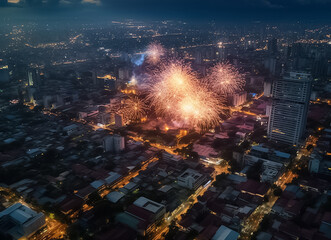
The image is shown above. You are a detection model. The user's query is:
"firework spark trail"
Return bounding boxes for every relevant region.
[121,96,147,122]
[208,62,244,95]
[146,60,223,129]
[145,42,165,64]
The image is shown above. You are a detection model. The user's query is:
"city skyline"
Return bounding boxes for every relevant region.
[0,2,331,240]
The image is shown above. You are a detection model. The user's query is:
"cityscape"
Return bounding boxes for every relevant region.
[0,1,331,240]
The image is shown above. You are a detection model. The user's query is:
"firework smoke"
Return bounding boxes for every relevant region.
[145,42,165,64]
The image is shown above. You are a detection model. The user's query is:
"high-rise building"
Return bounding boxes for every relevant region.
[267,38,278,55]
[27,69,40,87]
[113,135,125,153]
[229,91,247,107]
[264,58,277,75]
[267,72,312,145]
[103,136,114,152]
[103,135,125,153]
[263,79,273,97]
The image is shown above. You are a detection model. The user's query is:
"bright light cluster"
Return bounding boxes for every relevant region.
[124,43,245,130]
[145,42,165,64]
[208,62,244,95]
[121,96,147,122]
[146,61,223,129]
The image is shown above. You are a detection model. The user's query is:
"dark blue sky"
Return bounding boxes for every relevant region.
[101,0,331,21]
[2,0,331,22]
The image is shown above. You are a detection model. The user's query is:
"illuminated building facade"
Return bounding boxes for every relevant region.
[268,72,312,145]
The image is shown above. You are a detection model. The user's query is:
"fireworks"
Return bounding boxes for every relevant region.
[147,61,223,129]
[145,42,165,64]
[122,96,147,122]
[123,46,245,130]
[208,62,244,95]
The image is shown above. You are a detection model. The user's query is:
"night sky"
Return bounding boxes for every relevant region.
[1,0,331,21]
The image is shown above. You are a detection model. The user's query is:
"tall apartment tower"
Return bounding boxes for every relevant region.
[267,72,312,145]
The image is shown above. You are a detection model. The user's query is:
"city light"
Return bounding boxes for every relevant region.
[0,6,329,240]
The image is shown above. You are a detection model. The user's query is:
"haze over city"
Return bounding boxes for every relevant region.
[0,1,331,240]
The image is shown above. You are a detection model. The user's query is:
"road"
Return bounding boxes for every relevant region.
[239,135,318,239]
[150,177,215,240]
[100,157,159,197]
[0,187,67,240]
[149,159,230,240]
[30,217,67,240]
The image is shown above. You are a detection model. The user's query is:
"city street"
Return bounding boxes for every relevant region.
[240,135,318,239]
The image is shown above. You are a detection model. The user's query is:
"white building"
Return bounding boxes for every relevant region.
[268,72,312,145]
[177,168,206,190]
[0,203,46,240]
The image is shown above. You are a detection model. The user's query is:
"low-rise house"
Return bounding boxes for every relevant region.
[211,225,239,240]
[106,192,125,203]
[177,168,206,190]
[0,203,46,240]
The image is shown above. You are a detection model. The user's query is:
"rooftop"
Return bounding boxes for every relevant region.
[107,192,125,203]
[133,197,165,214]
[212,225,239,240]
[105,172,121,184]
[178,168,203,181]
